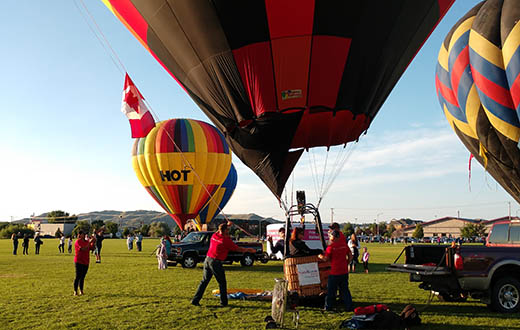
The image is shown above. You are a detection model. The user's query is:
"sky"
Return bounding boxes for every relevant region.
[1,0,517,224]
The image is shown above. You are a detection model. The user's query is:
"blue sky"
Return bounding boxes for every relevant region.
[2,0,516,224]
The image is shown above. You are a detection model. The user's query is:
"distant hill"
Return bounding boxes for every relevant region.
[15,210,282,229]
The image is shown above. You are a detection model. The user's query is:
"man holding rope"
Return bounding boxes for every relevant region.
[191,222,255,307]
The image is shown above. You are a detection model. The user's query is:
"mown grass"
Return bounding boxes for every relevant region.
[0,239,518,330]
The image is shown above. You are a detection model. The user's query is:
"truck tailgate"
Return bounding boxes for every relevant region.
[387,263,451,276]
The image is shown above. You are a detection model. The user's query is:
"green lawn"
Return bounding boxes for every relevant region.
[0,239,518,329]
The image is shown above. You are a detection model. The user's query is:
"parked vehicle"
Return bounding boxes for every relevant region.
[168,231,268,268]
[388,220,520,313]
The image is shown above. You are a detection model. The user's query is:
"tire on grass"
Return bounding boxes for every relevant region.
[490,277,520,313]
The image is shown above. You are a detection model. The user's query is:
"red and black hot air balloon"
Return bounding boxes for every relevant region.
[104,0,454,199]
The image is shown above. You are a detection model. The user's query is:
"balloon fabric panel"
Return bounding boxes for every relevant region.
[194,164,238,229]
[105,0,454,198]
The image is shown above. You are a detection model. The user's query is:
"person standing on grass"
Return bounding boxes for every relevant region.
[348,233,359,273]
[362,247,370,274]
[191,222,256,307]
[11,232,19,255]
[68,236,73,253]
[318,230,353,312]
[94,229,104,263]
[127,233,134,250]
[22,234,30,255]
[58,235,65,253]
[136,232,143,252]
[156,240,167,270]
[73,230,96,296]
[34,233,43,255]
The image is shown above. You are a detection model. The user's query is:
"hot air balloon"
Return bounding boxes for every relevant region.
[104,0,453,201]
[436,0,520,204]
[132,119,232,229]
[194,164,238,231]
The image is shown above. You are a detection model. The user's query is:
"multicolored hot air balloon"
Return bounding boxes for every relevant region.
[132,119,232,229]
[104,0,453,199]
[436,0,520,204]
[194,164,237,230]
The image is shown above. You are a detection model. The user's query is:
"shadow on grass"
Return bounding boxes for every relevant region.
[224,264,283,273]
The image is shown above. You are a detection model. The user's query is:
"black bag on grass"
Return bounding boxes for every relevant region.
[400,305,421,327]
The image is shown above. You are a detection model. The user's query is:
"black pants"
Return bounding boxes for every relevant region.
[74,263,89,292]
[59,243,64,253]
[136,241,142,251]
[192,257,227,306]
[23,244,28,255]
[35,244,41,254]
[13,241,18,255]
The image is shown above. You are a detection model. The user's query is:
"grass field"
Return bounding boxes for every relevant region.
[0,239,518,330]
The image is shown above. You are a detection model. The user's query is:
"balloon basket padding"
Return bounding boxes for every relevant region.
[283,255,330,298]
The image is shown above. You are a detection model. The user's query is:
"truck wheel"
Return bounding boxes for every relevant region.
[182,255,197,268]
[241,253,254,267]
[491,277,520,313]
[260,252,269,264]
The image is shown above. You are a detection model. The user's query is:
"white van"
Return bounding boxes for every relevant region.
[266,223,329,259]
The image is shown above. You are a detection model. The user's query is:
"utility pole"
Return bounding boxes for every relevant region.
[330,208,334,224]
[509,201,511,220]
[457,210,460,219]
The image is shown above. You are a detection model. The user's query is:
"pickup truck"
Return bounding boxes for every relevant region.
[167,231,268,268]
[387,220,520,313]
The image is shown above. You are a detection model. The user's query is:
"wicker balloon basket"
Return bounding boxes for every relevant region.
[284,255,330,297]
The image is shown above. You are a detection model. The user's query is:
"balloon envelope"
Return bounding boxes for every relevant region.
[436,0,520,203]
[194,164,238,230]
[132,119,232,229]
[106,0,453,197]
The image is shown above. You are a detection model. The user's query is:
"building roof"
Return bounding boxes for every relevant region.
[402,216,482,230]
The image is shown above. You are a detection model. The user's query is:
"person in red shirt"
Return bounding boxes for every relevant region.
[73,231,96,296]
[319,230,353,311]
[191,222,255,307]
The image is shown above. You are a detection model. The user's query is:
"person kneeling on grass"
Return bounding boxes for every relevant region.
[318,230,353,312]
[191,222,256,307]
[73,231,96,296]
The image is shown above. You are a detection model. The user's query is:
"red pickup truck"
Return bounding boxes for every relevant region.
[388,220,520,313]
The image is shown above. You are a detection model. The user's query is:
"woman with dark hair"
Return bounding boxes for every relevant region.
[289,227,321,257]
[73,231,96,296]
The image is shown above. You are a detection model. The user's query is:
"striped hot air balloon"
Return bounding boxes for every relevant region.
[193,164,237,231]
[436,0,520,203]
[132,119,232,229]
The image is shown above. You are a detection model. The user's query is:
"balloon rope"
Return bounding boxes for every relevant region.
[74,0,127,76]
[322,142,358,199]
[308,149,320,201]
[319,150,330,198]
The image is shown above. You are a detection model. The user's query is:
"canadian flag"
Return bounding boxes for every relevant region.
[121,74,155,138]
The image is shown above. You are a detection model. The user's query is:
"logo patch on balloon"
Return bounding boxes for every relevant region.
[281,89,302,100]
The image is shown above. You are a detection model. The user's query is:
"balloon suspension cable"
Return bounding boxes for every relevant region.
[307,149,321,201]
[306,141,358,206]
[74,0,127,76]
